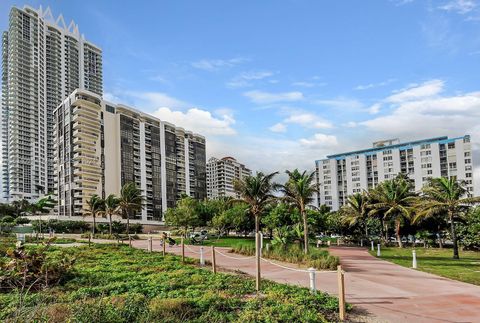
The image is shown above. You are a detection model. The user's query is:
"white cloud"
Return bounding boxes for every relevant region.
[386,79,444,103]
[355,78,396,90]
[227,71,274,88]
[244,90,304,104]
[343,121,358,128]
[126,91,188,109]
[299,133,339,148]
[191,57,247,71]
[291,81,327,88]
[284,112,333,129]
[439,0,476,14]
[313,98,364,110]
[269,123,287,133]
[153,107,236,136]
[367,103,382,115]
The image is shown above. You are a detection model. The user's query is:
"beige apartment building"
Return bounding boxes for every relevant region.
[207,156,251,199]
[54,89,206,224]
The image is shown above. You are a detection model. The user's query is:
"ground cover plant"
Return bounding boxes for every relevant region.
[0,243,345,322]
[370,247,480,285]
[233,244,339,270]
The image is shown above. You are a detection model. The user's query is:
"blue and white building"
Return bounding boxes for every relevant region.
[315,136,474,210]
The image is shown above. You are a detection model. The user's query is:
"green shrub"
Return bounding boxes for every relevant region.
[233,243,339,270]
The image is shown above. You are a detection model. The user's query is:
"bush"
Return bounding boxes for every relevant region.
[233,243,340,270]
[0,243,75,292]
[32,220,90,233]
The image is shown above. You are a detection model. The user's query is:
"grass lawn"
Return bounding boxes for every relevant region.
[0,243,345,322]
[369,247,480,285]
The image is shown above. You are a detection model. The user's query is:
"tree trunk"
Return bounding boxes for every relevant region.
[92,213,96,236]
[109,214,113,236]
[449,212,459,259]
[302,207,308,254]
[254,212,261,293]
[437,224,443,249]
[395,219,402,248]
[126,210,130,234]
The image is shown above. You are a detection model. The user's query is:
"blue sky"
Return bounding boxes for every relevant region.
[2,0,480,182]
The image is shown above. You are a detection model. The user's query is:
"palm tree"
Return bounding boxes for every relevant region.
[279,169,318,254]
[234,171,278,292]
[341,191,369,239]
[234,171,278,234]
[368,175,416,248]
[84,195,105,236]
[414,177,480,259]
[104,194,120,235]
[118,182,144,234]
[28,195,56,238]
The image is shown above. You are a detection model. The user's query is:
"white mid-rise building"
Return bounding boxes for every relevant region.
[315,136,474,210]
[207,156,251,199]
[54,89,206,224]
[1,6,102,202]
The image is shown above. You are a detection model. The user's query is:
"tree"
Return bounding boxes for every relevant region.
[28,195,56,238]
[368,175,416,247]
[104,194,120,235]
[118,182,145,234]
[164,196,200,236]
[279,169,318,254]
[11,199,29,218]
[234,171,278,292]
[341,192,369,238]
[414,177,480,259]
[84,195,105,236]
[262,202,296,237]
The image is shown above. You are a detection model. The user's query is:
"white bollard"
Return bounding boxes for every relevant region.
[316,240,320,248]
[360,239,363,247]
[308,267,317,294]
[148,237,152,252]
[371,241,374,251]
[377,244,381,257]
[327,240,331,247]
[266,243,270,252]
[200,246,205,266]
[412,249,417,269]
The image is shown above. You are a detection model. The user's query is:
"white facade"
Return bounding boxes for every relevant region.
[315,136,474,210]
[54,89,206,224]
[1,6,102,202]
[207,156,251,199]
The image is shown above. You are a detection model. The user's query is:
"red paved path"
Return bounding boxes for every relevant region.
[115,240,480,322]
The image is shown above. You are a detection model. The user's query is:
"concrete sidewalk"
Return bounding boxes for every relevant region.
[118,239,480,322]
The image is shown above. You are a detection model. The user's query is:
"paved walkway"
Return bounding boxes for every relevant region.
[109,239,480,322]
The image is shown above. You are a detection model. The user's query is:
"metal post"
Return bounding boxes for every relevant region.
[181,237,185,263]
[200,246,205,266]
[377,243,381,257]
[308,267,316,294]
[412,249,417,269]
[337,265,346,321]
[371,240,374,251]
[212,246,217,274]
[129,235,132,247]
[148,237,152,252]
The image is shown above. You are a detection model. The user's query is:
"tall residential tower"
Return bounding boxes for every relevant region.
[1,6,102,202]
[315,136,474,210]
[54,89,206,224]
